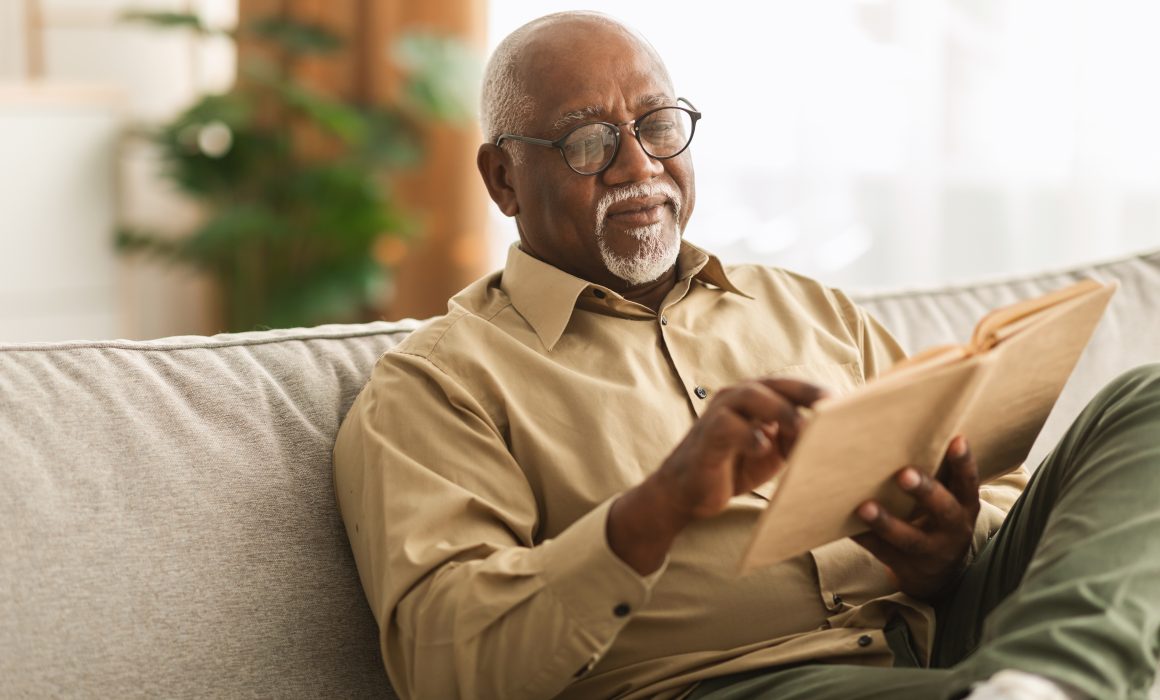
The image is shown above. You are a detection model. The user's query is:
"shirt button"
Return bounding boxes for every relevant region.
[593,289,606,299]
[659,315,668,326]
[613,603,631,618]
[694,386,708,399]
[858,635,873,647]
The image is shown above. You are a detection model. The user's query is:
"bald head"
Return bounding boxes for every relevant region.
[474,11,695,296]
[480,12,673,151]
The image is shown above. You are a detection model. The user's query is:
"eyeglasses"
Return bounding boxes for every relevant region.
[495,98,701,175]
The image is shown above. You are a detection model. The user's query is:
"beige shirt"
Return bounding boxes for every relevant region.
[333,242,1028,700]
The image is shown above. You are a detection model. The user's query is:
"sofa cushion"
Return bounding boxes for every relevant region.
[852,248,1160,470]
[0,321,416,698]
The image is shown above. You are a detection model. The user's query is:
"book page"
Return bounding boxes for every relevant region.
[955,281,1117,480]
[970,279,1104,351]
[876,344,969,385]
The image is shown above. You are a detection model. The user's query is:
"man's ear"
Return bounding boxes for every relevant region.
[477,144,520,217]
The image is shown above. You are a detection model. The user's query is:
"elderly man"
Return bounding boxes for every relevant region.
[334,11,1160,700]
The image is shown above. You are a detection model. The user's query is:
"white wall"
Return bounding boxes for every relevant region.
[0,0,236,342]
[486,0,1160,290]
[0,86,122,342]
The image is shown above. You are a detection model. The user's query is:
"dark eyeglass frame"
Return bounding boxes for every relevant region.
[495,97,701,175]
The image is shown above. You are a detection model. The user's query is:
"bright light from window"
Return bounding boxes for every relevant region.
[486,0,1160,289]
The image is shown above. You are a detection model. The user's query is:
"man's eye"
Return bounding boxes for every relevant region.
[641,121,679,144]
[565,135,604,161]
[643,121,675,134]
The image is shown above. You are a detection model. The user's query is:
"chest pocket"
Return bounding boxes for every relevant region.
[751,361,863,502]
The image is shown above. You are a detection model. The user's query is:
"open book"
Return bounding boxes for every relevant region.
[739,278,1117,574]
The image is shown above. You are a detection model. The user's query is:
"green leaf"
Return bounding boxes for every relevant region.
[286,164,395,244]
[174,92,254,128]
[115,227,184,259]
[393,34,481,123]
[281,84,369,143]
[246,72,369,144]
[179,206,285,266]
[120,10,226,36]
[263,256,381,329]
[361,110,424,168]
[153,94,293,199]
[245,17,344,54]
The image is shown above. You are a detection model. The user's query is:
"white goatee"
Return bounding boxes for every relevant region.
[594,183,683,286]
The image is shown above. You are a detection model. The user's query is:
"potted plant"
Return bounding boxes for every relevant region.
[117,10,476,331]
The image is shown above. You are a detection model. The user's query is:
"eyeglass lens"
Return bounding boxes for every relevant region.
[561,107,694,174]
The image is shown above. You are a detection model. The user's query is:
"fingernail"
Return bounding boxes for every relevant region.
[899,468,921,490]
[950,436,968,458]
[858,502,879,521]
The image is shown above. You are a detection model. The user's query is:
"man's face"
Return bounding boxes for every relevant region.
[504,25,696,290]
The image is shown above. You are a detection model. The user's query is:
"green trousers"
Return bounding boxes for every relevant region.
[692,365,1160,700]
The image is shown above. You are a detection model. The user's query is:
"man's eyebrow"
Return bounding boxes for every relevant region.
[550,95,676,133]
[552,105,604,132]
[638,93,674,109]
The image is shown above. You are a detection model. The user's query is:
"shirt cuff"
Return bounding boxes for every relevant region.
[970,499,1007,561]
[536,497,667,632]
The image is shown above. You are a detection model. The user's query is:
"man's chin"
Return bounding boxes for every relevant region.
[598,223,681,286]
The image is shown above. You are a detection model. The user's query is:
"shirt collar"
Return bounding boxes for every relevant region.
[502,241,751,351]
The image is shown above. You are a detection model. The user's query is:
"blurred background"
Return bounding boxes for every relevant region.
[1,0,1157,342]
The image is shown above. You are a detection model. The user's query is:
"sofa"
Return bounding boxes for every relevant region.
[2,248,1158,699]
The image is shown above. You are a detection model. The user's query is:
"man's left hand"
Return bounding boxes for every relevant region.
[852,435,981,601]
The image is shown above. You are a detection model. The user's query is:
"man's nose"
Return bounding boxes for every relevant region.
[601,127,664,185]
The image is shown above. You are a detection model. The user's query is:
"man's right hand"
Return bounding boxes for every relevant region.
[608,378,828,575]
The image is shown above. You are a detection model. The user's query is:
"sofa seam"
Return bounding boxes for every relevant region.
[0,324,420,354]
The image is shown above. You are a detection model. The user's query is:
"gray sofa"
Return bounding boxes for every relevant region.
[2,249,1158,699]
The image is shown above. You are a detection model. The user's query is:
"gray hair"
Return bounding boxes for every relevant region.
[480,12,670,164]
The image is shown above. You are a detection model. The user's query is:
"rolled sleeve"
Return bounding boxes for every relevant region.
[971,465,1031,557]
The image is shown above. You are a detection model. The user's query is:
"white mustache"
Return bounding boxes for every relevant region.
[595,182,683,233]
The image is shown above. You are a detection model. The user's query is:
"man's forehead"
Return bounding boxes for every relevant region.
[515,18,674,126]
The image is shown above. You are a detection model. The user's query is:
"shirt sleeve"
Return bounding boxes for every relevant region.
[333,349,665,700]
[829,287,909,382]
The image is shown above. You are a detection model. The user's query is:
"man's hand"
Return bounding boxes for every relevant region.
[852,436,981,600]
[655,378,828,521]
[608,378,828,575]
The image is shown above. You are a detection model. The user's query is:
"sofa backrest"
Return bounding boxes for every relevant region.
[0,321,417,698]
